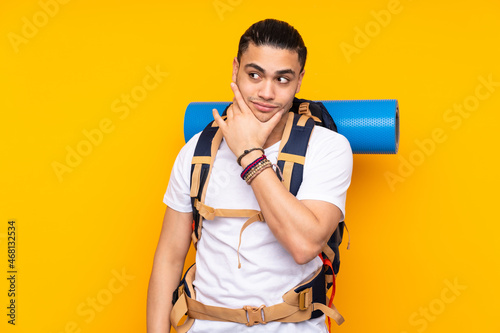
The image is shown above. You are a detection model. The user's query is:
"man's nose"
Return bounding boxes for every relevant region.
[258,80,275,100]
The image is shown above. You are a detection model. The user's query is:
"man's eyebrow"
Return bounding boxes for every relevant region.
[275,69,296,77]
[244,63,296,77]
[245,63,266,73]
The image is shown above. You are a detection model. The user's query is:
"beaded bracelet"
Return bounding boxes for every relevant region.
[243,159,269,182]
[245,160,272,184]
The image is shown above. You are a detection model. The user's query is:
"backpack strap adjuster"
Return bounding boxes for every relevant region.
[243,305,267,326]
[257,211,264,222]
[298,102,310,115]
[298,288,312,311]
[297,102,321,122]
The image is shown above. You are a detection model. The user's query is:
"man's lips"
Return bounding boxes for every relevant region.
[251,101,279,112]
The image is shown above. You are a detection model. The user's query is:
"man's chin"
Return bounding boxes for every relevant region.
[251,108,275,122]
[254,108,287,123]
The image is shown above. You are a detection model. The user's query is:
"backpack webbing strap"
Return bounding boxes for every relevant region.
[170,265,344,333]
[236,211,265,268]
[277,110,315,195]
[194,199,265,269]
[194,199,262,220]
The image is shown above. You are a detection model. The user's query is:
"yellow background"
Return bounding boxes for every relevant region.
[1,0,499,332]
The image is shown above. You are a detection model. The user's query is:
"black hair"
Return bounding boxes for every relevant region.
[237,19,307,73]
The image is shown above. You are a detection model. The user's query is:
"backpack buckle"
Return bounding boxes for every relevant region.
[298,102,310,115]
[257,212,265,221]
[243,305,267,326]
[299,289,311,310]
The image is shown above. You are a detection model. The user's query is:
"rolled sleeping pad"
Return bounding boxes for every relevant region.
[184,99,399,154]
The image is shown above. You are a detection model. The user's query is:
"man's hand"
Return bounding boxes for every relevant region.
[212,82,285,157]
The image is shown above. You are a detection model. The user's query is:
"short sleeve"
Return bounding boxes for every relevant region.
[163,132,201,212]
[296,127,353,221]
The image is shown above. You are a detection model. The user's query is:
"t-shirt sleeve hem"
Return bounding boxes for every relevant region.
[163,197,192,213]
[298,194,346,221]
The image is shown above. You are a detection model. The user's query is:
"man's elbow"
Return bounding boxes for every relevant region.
[290,242,323,265]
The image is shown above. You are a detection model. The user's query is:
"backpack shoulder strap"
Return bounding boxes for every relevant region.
[277,103,316,195]
[190,114,225,246]
[278,100,346,279]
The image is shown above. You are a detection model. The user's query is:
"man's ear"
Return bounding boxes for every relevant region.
[295,70,305,94]
[232,57,239,83]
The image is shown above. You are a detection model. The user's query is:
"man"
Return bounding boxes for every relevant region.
[147,19,353,332]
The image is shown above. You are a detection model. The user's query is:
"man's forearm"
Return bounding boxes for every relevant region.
[147,258,183,332]
[147,208,193,332]
[241,151,341,264]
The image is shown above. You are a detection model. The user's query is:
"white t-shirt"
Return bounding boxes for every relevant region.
[164,126,353,332]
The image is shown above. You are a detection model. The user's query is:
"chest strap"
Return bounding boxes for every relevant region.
[171,264,344,333]
[194,199,265,268]
[194,199,262,221]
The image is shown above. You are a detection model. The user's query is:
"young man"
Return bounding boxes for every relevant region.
[147,19,353,332]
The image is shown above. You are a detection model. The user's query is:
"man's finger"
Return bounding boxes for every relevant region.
[212,108,225,128]
[230,82,249,114]
[226,104,234,120]
[231,97,241,114]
